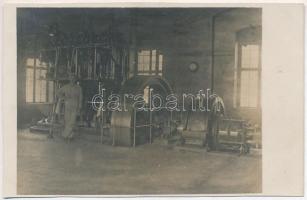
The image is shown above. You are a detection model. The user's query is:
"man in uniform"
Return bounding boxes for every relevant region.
[56,74,83,142]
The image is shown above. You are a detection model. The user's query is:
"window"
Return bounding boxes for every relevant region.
[25,58,35,103]
[137,49,163,76]
[234,44,260,108]
[234,26,261,108]
[25,54,54,103]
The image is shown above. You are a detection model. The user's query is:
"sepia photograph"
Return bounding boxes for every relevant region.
[15,7,263,195]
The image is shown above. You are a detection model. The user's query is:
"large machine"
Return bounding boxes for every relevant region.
[29,27,128,136]
[109,75,228,151]
[28,24,250,154]
[110,76,174,146]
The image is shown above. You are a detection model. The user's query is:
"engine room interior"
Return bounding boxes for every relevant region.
[17,7,262,195]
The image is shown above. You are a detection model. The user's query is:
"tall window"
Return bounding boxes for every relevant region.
[234,27,261,108]
[25,58,35,103]
[137,49,163,76]
[25,55,54,103]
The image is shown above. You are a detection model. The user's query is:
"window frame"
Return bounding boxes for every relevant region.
[137,49,163,76]
[234,27,261,109]
[25,51,55,104]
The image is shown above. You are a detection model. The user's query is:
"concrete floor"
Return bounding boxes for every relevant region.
[17,129,262,195]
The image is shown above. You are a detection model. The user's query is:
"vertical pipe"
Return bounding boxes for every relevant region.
[100,109,104,144]
[170,110,173,136]
[99,81,104,144]
[149,49,152,75]
[112,126,115,146]
[94,47,97,79]
[33,51,37,102]
[211,16,215,94]
[149,108,152,144]
[133,108,136,147]
[133,10,138,76]
[76,48,79,77]
[55,48,59,78]
[100,123,103,144]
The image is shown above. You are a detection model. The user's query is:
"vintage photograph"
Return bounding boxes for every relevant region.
[16,7,262,195]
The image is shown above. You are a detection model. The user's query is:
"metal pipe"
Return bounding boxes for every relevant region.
[135,124,152,128]
[94,47,97,79]
[112,128,115,146]
[99,81,104,144]
[55,48,59,78]
[149,109,152,144]
[133,109,136,147]
[211,16,215,94]
[170,110,173,136]
[76,49,79,77]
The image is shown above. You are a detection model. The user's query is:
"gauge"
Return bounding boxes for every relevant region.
[188,62,199,72]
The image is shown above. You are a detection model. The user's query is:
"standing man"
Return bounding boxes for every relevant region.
[57,74,83,142]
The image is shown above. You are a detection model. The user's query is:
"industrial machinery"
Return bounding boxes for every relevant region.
[27,23,250,154]
[176,94,225,151]
[111,75,174,146]
[29,28,128,136]
[109,75,232,152]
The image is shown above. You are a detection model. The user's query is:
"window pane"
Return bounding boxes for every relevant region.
[26,68,34,102]
[36,59,41,67]
[26,58,35,66]
[143,50,150,56]
[151,50,156,71]
[48,81,54,103]
[158,55,163,71]
[143,55,150,71]
[249,71,258,107]
[241,44,259,69]
[138,50,163,75]
[35,69,47,103]
[138,54,142,64]
[240,70,258,107]
[40,61,48,69]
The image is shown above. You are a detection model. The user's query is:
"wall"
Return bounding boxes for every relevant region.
[17,9,215,127]
[17,9,132,127]
[17,43,53,127]
[214,8,262,125]
[17,8,262,127]
[164,17,212,96]
[140,8,262,125]
[133,11,214,114]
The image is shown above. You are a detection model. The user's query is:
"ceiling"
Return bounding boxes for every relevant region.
[17,8,227,37]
